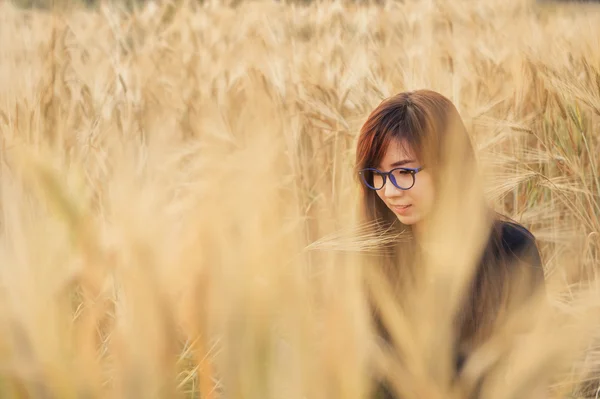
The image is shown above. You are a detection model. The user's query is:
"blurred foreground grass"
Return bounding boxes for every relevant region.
[0,0,600,397]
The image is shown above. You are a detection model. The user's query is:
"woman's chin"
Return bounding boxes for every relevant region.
[396,214,419,225]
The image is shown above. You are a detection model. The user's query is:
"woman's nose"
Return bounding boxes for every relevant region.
[384,179,404,197]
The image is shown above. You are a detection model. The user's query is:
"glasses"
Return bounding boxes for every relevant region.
[358,167,424,190]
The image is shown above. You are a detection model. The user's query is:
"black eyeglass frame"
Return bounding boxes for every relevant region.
[358,166,424,190]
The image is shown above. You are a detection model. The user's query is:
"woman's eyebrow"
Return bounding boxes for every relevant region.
[389,159,416,167]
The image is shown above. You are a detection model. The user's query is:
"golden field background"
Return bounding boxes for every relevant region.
[0,0,600,397]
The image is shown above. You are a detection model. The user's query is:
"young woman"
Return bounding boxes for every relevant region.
[354,90,546,397]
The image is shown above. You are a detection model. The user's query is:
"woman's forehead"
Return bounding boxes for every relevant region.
[378,139,418,168]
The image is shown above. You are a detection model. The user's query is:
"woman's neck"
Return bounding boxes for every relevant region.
[412,219,440,255]
[412,219,431,243]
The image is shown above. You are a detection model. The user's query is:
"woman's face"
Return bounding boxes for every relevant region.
[375,139,435,227]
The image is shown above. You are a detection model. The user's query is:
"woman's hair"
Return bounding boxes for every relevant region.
[354,89,509,351]
[354,89,481,230]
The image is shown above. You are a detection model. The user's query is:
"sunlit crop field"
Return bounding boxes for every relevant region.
[0,0,599,397]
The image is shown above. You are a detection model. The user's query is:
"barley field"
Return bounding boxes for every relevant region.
[0,0,599,397]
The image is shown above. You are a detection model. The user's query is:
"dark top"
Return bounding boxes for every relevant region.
[494,219,543,278]
[375,219,545,399]
[454,218,545,370]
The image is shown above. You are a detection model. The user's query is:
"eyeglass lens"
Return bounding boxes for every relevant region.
[364,169,415,190]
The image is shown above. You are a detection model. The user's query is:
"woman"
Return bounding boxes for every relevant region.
[354,90,546,398]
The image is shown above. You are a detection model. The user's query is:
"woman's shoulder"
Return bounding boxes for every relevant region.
[492,217,544,279]
[496,219,538,256]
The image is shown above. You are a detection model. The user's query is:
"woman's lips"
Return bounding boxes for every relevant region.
[391,204,412,215]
